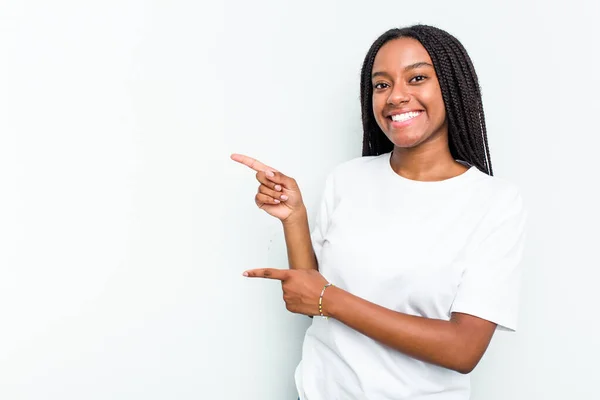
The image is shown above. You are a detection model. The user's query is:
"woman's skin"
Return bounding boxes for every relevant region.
[231,38,496,374]
[372,37,469,182]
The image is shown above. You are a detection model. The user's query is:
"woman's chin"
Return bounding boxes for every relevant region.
[386,133,424,149]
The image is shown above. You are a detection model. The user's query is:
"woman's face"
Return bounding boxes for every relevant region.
[371,37,448,149]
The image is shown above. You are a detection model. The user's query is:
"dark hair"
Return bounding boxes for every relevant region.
[360,25,493,175]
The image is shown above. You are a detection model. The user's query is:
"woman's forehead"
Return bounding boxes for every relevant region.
[373,38,433,71]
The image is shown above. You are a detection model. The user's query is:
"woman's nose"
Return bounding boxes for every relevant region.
[387,85,410,106]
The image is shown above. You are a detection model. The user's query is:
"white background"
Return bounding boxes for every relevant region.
[1,1,599,399]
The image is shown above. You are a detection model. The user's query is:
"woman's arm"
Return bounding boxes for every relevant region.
[230,153,319,272]
[244,265,497,374]
[324,286,496,374]
[282,208,318,271]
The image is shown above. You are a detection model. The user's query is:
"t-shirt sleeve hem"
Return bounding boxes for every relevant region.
[450,303,518,332]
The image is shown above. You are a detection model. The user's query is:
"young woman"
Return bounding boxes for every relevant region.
[232,24,527,400]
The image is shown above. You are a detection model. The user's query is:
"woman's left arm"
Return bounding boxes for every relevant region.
[242,267,496,375]
[323,285,496,374]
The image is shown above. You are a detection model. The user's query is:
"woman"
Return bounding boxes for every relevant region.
[232,24,527,400]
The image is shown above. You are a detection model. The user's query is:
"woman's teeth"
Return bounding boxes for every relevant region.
[391,111,421,122]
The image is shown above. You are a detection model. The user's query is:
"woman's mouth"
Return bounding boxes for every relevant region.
[387,111,423,128]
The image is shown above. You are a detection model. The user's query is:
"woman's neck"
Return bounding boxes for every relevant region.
[390,143,468,182]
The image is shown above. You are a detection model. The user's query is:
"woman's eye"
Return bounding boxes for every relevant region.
[410,75,427,83]
[373,82,389,90]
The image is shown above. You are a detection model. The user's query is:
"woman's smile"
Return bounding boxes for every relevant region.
[387,110,424,129]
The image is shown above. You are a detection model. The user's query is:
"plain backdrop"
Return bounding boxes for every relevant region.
[1,1,599,399]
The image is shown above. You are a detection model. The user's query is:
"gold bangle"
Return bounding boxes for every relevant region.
[319,283,334,318]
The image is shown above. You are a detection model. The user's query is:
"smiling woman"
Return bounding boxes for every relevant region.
[371,45,447,150]
[233,24,527,400]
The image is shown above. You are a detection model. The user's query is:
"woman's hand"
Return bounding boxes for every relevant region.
[231,153,305,222]
[243,268,330,316]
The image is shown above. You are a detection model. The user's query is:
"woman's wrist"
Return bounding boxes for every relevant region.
[282,206,308,227]
[322,285,343,318]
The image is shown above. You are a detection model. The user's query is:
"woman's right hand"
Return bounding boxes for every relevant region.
[231,153,305,223]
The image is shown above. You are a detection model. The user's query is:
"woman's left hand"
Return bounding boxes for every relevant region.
[243,268,330,316]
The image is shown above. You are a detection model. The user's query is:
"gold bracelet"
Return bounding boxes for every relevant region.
[319,283,334,318]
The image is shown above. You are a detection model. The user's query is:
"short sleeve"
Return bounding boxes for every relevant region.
[450,187,528,332]
[310,172,335,263]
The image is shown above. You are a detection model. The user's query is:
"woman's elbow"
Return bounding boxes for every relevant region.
[454,363,476,375]
[451,352,483,374]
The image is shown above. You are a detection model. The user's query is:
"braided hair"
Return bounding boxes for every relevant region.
[360,25,493,176]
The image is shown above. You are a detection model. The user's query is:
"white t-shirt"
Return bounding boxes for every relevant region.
[295,152,527,400]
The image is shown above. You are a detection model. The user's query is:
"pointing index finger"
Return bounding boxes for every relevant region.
[230,153,278,173]
[243,268,289,280]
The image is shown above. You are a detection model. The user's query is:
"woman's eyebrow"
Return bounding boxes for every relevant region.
[371,62,434,79]
[403,61,434,71]
[371,71,392,79]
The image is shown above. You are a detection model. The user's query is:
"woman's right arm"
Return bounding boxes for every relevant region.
[282,208,318,271]
[231,153,318,271]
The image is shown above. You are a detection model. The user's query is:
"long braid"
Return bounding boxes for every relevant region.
[360,25,494,176]
[360,31,397,157]
[446,34,493,173]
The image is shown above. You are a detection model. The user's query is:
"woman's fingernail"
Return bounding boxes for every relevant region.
[275,184,282,191]
[243,271,249,277]
[266,170,275,178]
[274,199,281,204]
[280,195,288,201]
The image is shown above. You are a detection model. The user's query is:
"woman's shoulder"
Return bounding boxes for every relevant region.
[468,169,526,222]
[471,168,523,201]
[328,153,388,179]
